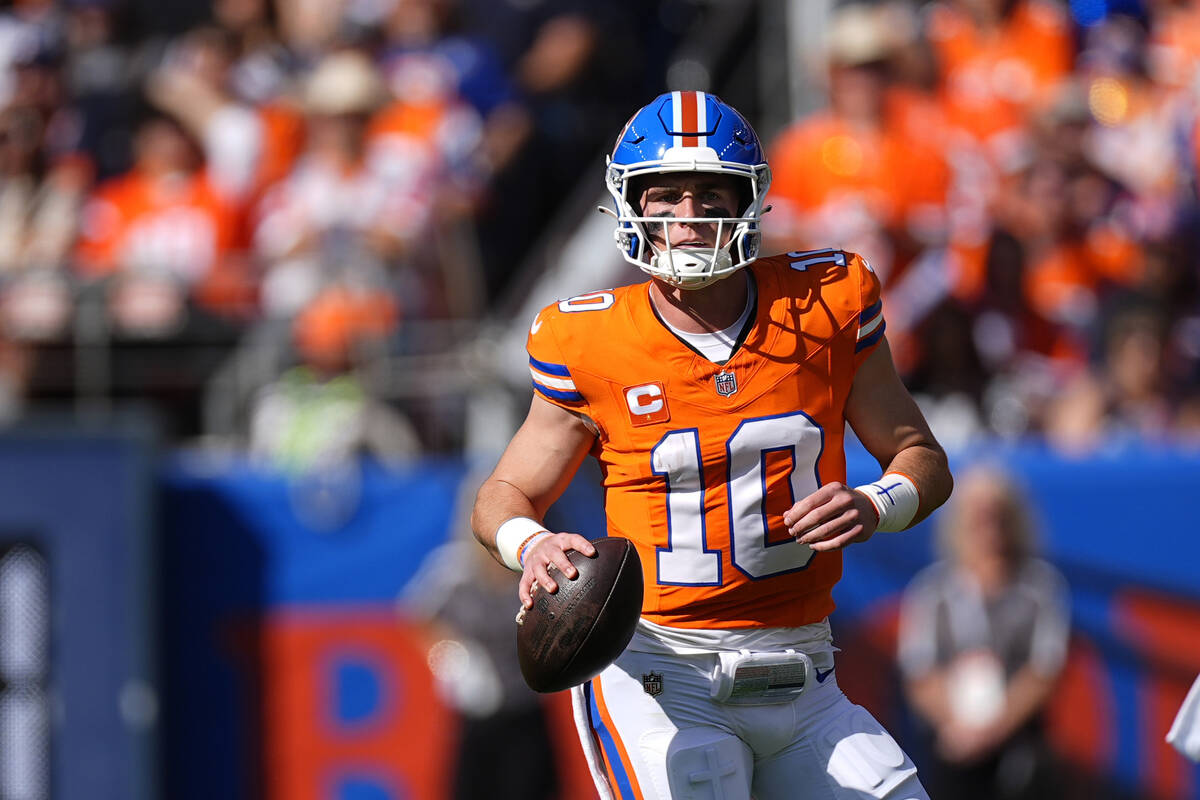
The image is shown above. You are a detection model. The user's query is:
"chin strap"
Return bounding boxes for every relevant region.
[651,245,734,289]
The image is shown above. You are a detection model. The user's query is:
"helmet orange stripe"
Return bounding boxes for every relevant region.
[680,90,700,147]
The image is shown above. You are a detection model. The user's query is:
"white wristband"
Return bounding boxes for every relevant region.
[855,473,920,532]
[495,516,550,571]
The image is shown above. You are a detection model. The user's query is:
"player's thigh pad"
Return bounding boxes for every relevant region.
[810,702,926,799]
[657,726,754,800]
[577,652,753,800]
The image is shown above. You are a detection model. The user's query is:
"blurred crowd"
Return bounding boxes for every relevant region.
[767,0,1200,454]
[0,0,680,449]
[1,0,1200,459]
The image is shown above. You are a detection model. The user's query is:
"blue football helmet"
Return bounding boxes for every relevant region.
[604,91,771,289]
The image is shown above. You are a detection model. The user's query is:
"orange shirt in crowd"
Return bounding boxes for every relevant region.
[74,170,240,286]
[367,99,449,144]
[293,285,398,369]
[1024,224,1144,326]
[769,110,949,230]
[926,0,1073,148]
[255,102,306,200]
[366,95,485,208]
[1148,0,1200,89]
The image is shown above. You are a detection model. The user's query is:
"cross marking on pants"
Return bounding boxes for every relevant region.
[688,745,738,800]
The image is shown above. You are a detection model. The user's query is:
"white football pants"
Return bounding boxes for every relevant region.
[571,648,929,800]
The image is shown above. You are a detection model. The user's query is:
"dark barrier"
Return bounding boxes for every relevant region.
[0,423,158,800]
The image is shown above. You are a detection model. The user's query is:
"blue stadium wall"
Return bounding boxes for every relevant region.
[1,429,1198,799]
[0,424,158,800]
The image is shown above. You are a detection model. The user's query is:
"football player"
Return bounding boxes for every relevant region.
[471,91,953,800]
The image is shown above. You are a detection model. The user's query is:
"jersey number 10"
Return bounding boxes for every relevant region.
[650,411,823,586]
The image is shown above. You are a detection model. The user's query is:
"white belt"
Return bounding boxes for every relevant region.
[709,649,813,705]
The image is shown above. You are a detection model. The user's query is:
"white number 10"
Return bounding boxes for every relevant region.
[650,411,824,586]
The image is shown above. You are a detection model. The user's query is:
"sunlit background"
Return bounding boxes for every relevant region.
[0,0,1197,798]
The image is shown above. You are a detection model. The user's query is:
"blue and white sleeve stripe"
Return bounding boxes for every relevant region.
[855,299,886,352]
[529,356,584,402]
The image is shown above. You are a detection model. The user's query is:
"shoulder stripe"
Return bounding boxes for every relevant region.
[855,319,887,352]
[529,355,571,377]
[859,299,883,324]
[858,312,884,340]
[533,381,584,403]
[529,365,577,392]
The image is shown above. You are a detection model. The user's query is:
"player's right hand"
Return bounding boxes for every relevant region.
[784,481,879,551]
[519,532,597,608]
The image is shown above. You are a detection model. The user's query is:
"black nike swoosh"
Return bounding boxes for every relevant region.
[814,666,834,683]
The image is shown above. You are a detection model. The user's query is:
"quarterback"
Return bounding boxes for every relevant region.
[472,91,953,800]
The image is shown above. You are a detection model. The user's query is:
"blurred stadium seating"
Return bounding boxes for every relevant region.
[1,0,1200,798]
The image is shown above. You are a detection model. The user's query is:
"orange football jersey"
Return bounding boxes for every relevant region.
[526,251,886,629]
[74,171,239,281]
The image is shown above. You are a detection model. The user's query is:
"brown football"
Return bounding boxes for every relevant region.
[516,536,643,693]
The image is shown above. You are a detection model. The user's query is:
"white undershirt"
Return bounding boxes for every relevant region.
[660,280,756,362]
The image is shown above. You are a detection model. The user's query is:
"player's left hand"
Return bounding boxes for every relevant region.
[783,482,879,551]
[518,532,596,609]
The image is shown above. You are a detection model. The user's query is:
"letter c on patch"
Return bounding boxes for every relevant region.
[624,382,669,425]
[626,384,663,415]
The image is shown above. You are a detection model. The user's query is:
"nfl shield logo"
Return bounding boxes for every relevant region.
[642,672,664,697]
[714,371,738,397]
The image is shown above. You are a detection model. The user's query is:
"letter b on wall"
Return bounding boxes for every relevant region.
[260,611,457,800]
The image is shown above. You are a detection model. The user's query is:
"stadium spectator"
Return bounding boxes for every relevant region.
[370,0,498,318]
[0,103,81,272]
[967,230,1080,438]
[472,90,953,800]
[990,104,1143,342]
[1077,15,1191,245]
[146,25,302,213]
[378,0,531,188]
[251,49,440,319]
[898,462,1070,800]
[73,109,243,335]
[766,2,952,286]
[60,0,142,181]
[922,0,1074,171]
[1043,302,1176,452]
[248,281,419,473]
[0,0,66,113]
[0,103,85,340]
